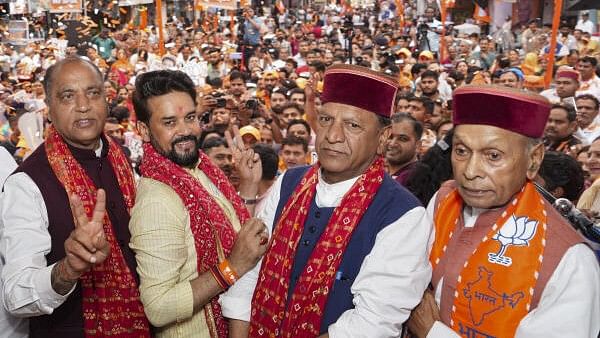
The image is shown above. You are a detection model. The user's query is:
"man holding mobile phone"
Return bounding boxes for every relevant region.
[242,7,264,69]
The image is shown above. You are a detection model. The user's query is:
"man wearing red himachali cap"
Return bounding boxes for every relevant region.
[407,85,600,337]
[540,68,581,104]
[220,64,432,337]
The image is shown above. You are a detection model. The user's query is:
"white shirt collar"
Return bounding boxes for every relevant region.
[94,139,103,158]
[463,206,484,228]
[315,169,360,208]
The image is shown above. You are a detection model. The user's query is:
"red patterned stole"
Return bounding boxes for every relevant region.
[139,142,250,338]
[45,126,150,337]
[249,157,385,337]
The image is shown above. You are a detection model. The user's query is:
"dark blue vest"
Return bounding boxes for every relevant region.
[273,166,421,333]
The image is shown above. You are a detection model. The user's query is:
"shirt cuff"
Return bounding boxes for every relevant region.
[218,261,261,322]
[34,263,76,310]
[219,288,252,321]
[175,281,194,322]
[427,321,460,338]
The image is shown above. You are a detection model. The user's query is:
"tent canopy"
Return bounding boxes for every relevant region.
[568,0,600,11]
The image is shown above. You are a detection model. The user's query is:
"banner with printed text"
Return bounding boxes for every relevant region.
[118,0,152,6]
[48,0,81,13]
[195,0,237,11]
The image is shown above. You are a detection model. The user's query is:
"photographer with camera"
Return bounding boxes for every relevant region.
[418,6,442,53]
[236,91,284,145]
[241,7,265,69]
[204,92,234,134]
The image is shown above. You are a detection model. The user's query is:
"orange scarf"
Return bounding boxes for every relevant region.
[431,181,547,337]
[45,126,150,337]
[249,157,385,337]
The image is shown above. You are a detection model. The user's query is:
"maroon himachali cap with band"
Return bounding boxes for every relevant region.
[452,85,551,138]
[555,68,580,82]
[321,64,399,118]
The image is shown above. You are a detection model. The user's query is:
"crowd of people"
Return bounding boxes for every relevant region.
[0,1,600,337]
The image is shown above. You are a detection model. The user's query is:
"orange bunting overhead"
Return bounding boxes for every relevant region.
[275,0,285,14]
[395,0,404,27]
[473,4,490,23]
[544,0,563,89]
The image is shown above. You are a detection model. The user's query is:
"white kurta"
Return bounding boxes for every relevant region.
[0,147,27,338]
[0,145,103,318]
[220,171,433,337]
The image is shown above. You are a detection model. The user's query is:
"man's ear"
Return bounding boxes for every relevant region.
[137,121,151,143]
[526,142,545,181]
[45,98,52,122]
[415,138,423,153]
[377,125,392,156]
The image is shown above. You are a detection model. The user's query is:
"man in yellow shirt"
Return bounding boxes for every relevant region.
[129,69,269,337]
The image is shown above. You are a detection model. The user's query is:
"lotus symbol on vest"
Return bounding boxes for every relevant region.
[488,215,538,267]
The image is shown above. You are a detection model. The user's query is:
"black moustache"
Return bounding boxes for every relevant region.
[171,135,197,148]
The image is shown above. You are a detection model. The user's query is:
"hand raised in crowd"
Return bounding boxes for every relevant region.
[406,289,441,338]
[237,98,256,126]
[198,93,218,113]
[52,189,111,295]
[566,144,583,159]
[225,125,262,185]
[304,73,320,132]
[227,217,270,276]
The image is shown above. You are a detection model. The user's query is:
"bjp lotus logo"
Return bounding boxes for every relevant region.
[488,215,538,267]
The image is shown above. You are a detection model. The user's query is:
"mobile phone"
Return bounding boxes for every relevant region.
[229,52,242,60]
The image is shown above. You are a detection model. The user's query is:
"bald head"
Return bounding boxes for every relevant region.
[43,56,104,103]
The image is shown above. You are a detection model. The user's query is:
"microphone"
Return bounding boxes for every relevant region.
[534,182,600,244]
[553,198,600,243]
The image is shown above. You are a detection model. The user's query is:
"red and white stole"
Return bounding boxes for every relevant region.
[139,142,250,338]
[45,125,150,337]
[249,157,385,337]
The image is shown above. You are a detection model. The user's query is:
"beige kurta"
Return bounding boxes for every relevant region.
[129,166,241,338]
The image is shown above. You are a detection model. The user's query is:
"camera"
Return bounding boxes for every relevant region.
[417,23,430,35]
[211,91,227,108]
[216,98,227,108]
[340,15,354,37]
[379,51,396,68]
[245,98,258,110]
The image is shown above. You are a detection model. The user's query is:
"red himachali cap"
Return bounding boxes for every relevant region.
[321,64,399,118]
[555,69,580,82]
[452,85,551,138]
